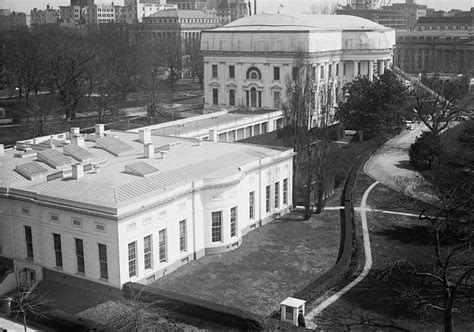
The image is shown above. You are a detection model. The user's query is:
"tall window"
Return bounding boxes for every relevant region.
[292,67,299,80]
[75,238,85,273]
[212,64,218,78]
[179,220,187,252]
[159,229,167,262]
[212,88,218,105]
[273,91,280,109]
[53,233,63,268]
[336,63,339,76]
[343,62,346,75]
[24,226,33,260]
[275,181,280,209]
[328,64,332,77]
[320,65,324,79]
[249,191,255,219]
[265,185,271,213]
[230,207,237,237]
[229,89,235,106]
[211,211,222,242]
[98,243,108,280]
[229,65,235,79]
[128,241,137,277]
[283,178,288,205]
[144,235,152,269]
[273,66,280,81]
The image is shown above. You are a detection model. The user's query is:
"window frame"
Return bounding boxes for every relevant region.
[211,211,222,242]
[179,220,187,252]
[275,181,280,209]
[249,191,255,219]
[273,66,280,81]
[159,229,167,263]
[24,226,34,260]
[212,64,218,78]
[98,243,108,280]
[283,178,288,205]
[75,238,85,274]
[265,185,271,213]
[53,233,63,268]
[128,241,137,278]
[229,65,235,79]
[230,207,237,237]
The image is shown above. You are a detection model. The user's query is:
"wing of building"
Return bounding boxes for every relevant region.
[201,13,395,118]
[0,126,294,291]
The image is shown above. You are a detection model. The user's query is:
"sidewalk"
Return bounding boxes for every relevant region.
[0,317,38,332]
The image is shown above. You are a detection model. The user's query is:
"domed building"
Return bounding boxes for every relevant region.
[201,14,395,115]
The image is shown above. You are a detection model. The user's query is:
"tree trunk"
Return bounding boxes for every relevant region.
[444,307,453,332]
[316,184,325,214]
[23,313,27,332]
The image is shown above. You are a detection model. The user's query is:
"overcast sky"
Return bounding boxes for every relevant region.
[2,0,471,14]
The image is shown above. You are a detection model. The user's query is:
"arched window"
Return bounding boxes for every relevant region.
[246,67,261,80]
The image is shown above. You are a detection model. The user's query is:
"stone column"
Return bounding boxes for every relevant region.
[368,60,374,81]
[379,59,385,75]
[353,60,359,77]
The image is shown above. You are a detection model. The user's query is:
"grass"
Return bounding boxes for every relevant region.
[151,210,341,317]
[314,173,474,331]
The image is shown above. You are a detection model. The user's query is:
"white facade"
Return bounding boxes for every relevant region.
[120,0,173,23]
[201,14,395,115]
[0,128,293,289]
[85,4,116,24]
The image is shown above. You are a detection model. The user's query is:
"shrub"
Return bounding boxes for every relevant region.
[409,131,443,170]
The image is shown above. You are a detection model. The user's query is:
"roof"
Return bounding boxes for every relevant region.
[0,131,292,215]
[213,13,390,32]
[147,8,219,19]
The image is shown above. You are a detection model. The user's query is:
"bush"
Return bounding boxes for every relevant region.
[409,131,443,171]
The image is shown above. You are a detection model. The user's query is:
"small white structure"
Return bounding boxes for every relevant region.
[280,297,306,326]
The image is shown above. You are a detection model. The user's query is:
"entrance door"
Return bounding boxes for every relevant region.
[250,88,257,107]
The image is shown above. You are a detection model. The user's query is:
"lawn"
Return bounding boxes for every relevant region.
[315,174,474,331]
[151,210,341,317]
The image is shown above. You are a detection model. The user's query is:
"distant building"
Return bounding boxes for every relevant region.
[385,0,427,29]
[0,10,27,31]
[0,126,293,290]
[60,5,83,24]
[120,0,175,23]
[206,0,247,25]
[134,8,219,40]
[30,5,60,26]
[395,9,473,74]
[85,3,117,25]
[166,0,207,11]
[201,14,395,118]
[336,7,406,29]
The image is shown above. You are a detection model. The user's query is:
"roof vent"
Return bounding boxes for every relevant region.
[95,136,134,157]
[15,162,49,180]
[124,161,159,178]
[72,163,84,180]
[95,124,105,137]
[70,136,85,148]
[139,129,152,145]
[144,143,154,159]
[64,144,94,162]
[37,149,73,170]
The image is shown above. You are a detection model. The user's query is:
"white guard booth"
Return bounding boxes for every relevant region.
[280,297,306,326]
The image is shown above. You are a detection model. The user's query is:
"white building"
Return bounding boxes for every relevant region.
[201,14,395,115]
[0,126,293,291]
[85,3,116,24]
[120,0,176,24]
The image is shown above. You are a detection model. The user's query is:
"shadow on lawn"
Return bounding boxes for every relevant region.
[372,225,433,246]
[394,160,415,171]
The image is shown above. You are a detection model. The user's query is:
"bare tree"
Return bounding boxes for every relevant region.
[3,290,54,332]
[161,34,183,89]
[310,1,338,14]
[23,95,60,137]
[184,37,204,89]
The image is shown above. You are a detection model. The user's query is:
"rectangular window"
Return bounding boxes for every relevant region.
[75,238,85,273]
[72,217,82,228]
[336,63,339,76]
[21,207,30,216]
[283,178,288,205]
[179,220,187,252]
[98,243,108,280]
[24,226,33,260]
[128,241,137,277]
[271,90,280,109]
[212,88,218,105]
[273,66,280,80]
[328,64,332,77]
[229,65,235,79]
[211,211,222,242]
[229,89,235,106]
[144,235,152,269]
[320,65,324,79]
[275,181,280,209]
[292,67,299,80]
[265,185,271,213]
[53,233,63,268]
[159,229,167,262]
[94,222,106,232]
[212,64,218,78]
[249,191,255,219]
[49,213,59,223]
[230,207,237,237]
[343,62,346,75]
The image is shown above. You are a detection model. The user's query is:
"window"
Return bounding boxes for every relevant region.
[273,91,280,109]
[273,66,280,80]
[72,217,82,228]
[212,64,218,78]
[249,191,255,219]
[328,64,332,77]
[21,207,30,216]
[143,216,152,225]
[343,62,346,76]
[158,211,166,219]
[75,238,85,273]
[285,306,294,320]
[212,88,218,105]
[98,243,108,280]
[95,222,106,232]
[229,65,235,79]
[292,67,299,80]
[159,229,167,262]
[53,233,63,268]
[320,65,324,79]
[283,178,288,205]
[127,222,136,231]
[24,226,33,260]
[336,63,339,76]
[229,89,235,106]
[128,241,137,277]
[246,67,261,80]
[230,207,237,237]
[49,213,59,223]
[179,220,187,252]
[275,181,280,209]
[211,211,222,242]
[265,185,271,213]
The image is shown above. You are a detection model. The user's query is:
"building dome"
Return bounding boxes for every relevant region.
[217,13,391,31]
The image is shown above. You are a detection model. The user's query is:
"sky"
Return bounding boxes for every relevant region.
[2,0,472,14]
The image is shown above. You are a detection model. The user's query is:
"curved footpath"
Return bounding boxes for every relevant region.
[305,125,429,328]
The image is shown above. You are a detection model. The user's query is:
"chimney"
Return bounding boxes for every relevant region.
[95,124,105,137]
[144,143,154,159]
[70,127,80,137]
[139,129,152,144]
[209,129,218,142]
[0,144,4,156]
[71,136,85,147]
[72,163,84,180]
